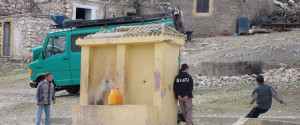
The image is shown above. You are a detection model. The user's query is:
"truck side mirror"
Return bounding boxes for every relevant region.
[42,50,45,60]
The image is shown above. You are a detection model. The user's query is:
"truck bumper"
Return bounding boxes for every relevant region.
[30,81,36,88]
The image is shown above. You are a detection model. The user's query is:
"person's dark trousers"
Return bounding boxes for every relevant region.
[178,113,186,123]
[246,107,269,118]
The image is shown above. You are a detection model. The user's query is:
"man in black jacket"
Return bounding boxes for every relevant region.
[246,75,287,118]
[174,64,194,125]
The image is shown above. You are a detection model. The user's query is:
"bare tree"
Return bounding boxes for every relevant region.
[130,0,147,15]
[129,0,170,15]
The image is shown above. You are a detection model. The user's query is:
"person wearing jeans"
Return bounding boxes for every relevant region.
[174,64,194,125]
[36,105,50,125]
[35,72,56,125]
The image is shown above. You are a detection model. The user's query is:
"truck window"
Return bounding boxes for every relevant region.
[45,37,53,57]
[53,36,66,55]
[71,33,94,52]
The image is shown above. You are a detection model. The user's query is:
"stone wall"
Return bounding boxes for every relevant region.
[65,1,164,20]
[0,0,70,15]
[171,0,239,37]
[141,5,165,15]
[0,0,30,14]
[6,14,56,59]
[171,0,275,37]
[199,61,263,77]
[33,1,68,16]
[236,0,275,27]
[0,0,166,19]
[68,1,135,19]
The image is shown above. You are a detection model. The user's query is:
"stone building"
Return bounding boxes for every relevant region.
[0,14,56,59]
[171,0,276,37]
[0,0,167,59]
[0,0,279,59]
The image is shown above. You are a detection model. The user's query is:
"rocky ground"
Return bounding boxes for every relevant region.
[180,29,300,90]
[0,29,299,124]
[180,29,300,120]
[195,65,300,89]
[181,29,300,76]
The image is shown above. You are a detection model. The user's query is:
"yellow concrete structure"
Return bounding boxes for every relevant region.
[73,24,186,125]
[73,105,158,125]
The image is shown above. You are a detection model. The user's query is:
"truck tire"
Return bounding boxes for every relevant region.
[36,78,45,88]
[66,86,80,94]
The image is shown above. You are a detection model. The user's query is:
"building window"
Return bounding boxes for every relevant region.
[196,0,210,13]
[72,3,98,20]
[76,8,92,20]
[194,0,213,16]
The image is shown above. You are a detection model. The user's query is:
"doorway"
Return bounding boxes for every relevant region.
[3,22,11,56]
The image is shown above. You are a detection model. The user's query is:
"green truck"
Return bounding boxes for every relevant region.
[29,14,178,94]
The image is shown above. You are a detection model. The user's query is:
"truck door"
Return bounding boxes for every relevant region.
[43,35,72,86]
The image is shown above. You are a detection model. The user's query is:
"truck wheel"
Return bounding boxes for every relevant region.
[66,86,80,94]
[36,79,45,88]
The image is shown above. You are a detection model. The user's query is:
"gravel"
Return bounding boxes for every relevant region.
[181,29,300,76]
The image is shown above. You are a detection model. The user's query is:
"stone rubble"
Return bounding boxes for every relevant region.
[194,64,300,89]
[272,0,300,23]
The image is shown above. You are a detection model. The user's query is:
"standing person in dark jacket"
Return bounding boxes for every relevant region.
[35,72,56,125]
[246,75,286,118]
[174,64,194,125]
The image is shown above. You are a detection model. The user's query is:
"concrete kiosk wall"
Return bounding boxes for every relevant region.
[73,24,186,125]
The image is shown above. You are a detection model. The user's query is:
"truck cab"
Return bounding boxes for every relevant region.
[29,28,97,94]
[29,14,178,94]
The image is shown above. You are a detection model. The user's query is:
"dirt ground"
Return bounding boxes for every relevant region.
[193,83,300,118]
[0,29,299,125]
[181,29,300,76]
[181,29,300,119]
[0,60,78,125]
[183,29,300,120]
